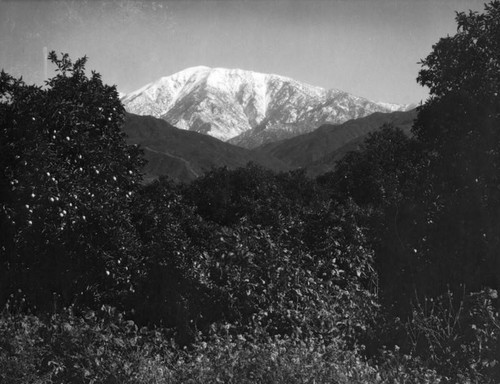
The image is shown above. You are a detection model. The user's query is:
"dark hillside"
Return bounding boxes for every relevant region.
[254,109,417,170]
[122,113,289,182]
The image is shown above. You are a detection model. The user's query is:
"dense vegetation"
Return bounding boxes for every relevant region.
[1,2,499,383]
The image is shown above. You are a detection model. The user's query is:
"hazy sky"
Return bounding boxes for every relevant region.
[0,0,488,104]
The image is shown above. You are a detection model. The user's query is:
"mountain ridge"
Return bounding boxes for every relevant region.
[121,110,417,183]
[121,112,289,183]
[121,66,415,147]
[253,108,418,175]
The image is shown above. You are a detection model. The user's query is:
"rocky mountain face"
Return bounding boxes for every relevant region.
[121,66,414,148]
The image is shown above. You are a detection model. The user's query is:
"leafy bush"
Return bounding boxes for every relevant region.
[129,177,226,344]
[406,288,500,383]
[195,203,379,345]
[128,172,379,347]
[0,306,451,384]
[159,324,449,384]
[175,328,378,384]
[0,305,173,384]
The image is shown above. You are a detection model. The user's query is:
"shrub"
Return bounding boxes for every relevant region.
[406,288,500,383]
[171,324,447,384]
[197,203,379,344]
[0,305,173,384]
[0,304,457,384]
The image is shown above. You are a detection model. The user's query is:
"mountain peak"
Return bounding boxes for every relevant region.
[169,65,211,79]
[122,67,413,146]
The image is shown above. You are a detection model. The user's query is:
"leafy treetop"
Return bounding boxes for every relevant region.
[0,52,145,309]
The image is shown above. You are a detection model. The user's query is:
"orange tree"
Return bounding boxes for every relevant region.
[0,53,145,310]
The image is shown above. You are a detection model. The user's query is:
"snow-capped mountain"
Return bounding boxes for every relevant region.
[121,66,413,148]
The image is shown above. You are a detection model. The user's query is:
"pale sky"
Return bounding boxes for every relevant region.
[0,0,488,104]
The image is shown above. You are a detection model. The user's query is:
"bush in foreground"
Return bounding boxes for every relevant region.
[406,288,500,383]
[0,306,172,384]
[1,305,451,384]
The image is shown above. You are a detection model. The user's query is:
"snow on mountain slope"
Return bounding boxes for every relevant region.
[121,67,413,147]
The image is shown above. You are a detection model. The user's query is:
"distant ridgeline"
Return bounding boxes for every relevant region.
[122,108,417,183]
[121,67,414,146]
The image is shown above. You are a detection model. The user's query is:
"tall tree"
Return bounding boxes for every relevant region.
[0,52,145,310]
[412,0,500,294]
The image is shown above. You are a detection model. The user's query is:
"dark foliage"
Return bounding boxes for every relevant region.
[0,305,172,384]
[128,177,226,344]
[129,168,377,346]
[321,124,425,315]
[406,289,500,383]
[411,0,500,296]
[0,53,145,310]
[183,163,324,227]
